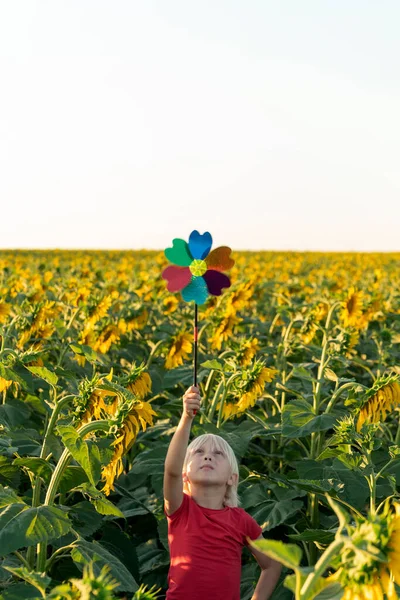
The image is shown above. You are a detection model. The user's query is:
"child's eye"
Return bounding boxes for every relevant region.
[195,449,203,453]
[215,450,223,455]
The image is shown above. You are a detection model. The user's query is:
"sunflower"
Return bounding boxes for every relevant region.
[300,321,319,345]
[237,338,260,367]
[209,310,241,351]
[126,309,149,331]
[86,295,113,329]
[226,282,254,313]
[341,287,364,328]
[235,361,278,413]
[31,300,60,331]
[0,377,12,393]
[101,400,157,495]
[94,324,120,354]
[77,372,118,424]
[218,400,242,421]
[73,370,156,495]
[165,332,192,370]
[356,376,400,432]
[338,504,400,600]
[163,296,179,315]
[0,301,11,323]
[122,365,152,399]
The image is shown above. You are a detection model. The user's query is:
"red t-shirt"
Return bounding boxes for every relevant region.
[164,493,262,600]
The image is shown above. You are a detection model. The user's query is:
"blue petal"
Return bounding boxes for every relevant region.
[181,277,209,305]
[188,230,213,260]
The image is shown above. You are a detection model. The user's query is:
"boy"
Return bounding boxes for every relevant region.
[163,385,281,599]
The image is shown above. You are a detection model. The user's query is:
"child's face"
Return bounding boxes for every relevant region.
[184,440,236,487]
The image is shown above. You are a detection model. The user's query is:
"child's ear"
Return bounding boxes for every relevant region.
[182,471,188,483]
[228,472,238,486]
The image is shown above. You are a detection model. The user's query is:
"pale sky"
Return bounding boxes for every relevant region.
[1,1,399,251]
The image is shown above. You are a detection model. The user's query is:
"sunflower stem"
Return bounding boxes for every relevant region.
[208,377,226,422]
[146,339,166,369]
[27,393,75,568]
[216,373,240,428]
[36,419,110,572]
[369,473,377,516]
[200,369,217,423]
[395,421,400,445]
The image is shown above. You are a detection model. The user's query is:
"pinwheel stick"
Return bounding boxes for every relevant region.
[193,302,198,416]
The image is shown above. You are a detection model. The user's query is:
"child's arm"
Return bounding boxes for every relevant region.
[163,385,201,516]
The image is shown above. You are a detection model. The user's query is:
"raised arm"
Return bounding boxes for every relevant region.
[163,386,201,516]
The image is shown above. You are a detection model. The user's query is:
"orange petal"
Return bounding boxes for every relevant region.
[205,246,234,272]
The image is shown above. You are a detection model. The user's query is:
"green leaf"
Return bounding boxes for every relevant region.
[5,431,42,455]
[284,571,342,600]
[250,499,303,531]
[127,446,166,478]
[288,529,336,544]
[3,567,50,598]
[77,483,125,518]
[0,485,25,508]
[69,501,103,537]
[282,399,337,438]
[200,359,223,371]
[58,465,89,494]
[12,458,53,484]
[0,582,42,599]
[0,364,27,388]
[0,457,20,487]
[70,343,99,362]
[164,366,196,388]
[289,479,340,494]
[328,461,370,510]
[248,539,302,570]
[24,366,58,387]
[0,505,71,555]
[57,425,101,486]
[291,366,315,382]
[324,368,338,382]
[0,399,31,429]
[71,539,138,592]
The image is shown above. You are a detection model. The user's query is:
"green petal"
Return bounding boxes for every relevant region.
[165,239,193,267]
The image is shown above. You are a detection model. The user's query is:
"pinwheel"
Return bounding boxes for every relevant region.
[162,230,235,408]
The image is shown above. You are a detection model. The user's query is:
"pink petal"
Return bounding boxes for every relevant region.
[162,266,192,292]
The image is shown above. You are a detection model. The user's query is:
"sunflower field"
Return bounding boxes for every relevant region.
[0,249,399,600]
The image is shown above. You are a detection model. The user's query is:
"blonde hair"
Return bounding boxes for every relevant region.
[182,434,240,507]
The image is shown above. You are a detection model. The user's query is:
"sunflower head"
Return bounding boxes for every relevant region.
[72,371,116,424]
[234,360,278,413]
[341,287,364,328]
[356,375,400,432]
[337,503,400,600]
[237,338,260,367]
[165,331,192,370]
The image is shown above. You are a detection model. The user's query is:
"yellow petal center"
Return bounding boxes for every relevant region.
[189,259,207,277]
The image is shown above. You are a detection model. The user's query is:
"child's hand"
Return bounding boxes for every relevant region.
[183,386,201,419]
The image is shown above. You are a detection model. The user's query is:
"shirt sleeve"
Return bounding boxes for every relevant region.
[242,510,263,546]
[164,491,189,522]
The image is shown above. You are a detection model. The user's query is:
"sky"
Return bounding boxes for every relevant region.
[0,1,399,252]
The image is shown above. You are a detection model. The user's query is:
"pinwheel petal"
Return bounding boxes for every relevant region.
[189,230,213,260]
[162,266,192,292]
[205,246,234,272]
[165,239,193,267]
[203,270,231,296]
[181,277,209,305]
